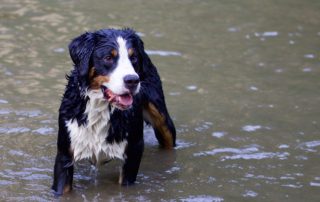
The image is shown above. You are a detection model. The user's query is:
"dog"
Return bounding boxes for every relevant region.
[52,28,176,195]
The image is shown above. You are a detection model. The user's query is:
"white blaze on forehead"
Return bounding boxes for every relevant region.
[117,37,137,74]
[104,37,139,95]
[117,37,130,64]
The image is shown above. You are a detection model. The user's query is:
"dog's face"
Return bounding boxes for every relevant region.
[90,33,141,110]
[69,29,144,110]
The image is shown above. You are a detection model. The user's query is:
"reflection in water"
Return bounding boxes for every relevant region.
[1,0,320,201]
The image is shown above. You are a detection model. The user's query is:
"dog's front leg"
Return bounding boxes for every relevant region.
[120,138,144,186]
[52,151,74,196]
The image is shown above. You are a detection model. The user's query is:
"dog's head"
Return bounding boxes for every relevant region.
[69,29,146,110]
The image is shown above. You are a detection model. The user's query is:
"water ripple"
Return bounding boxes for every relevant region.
[194,145,260,157]
[175,139,196,150]
[243,190,258,198]
[22,174,51,180]
[23,167,52,172]
[245,173,277,181]
[281,184,303,189]
[32,127,55,135]
[15,110,42,118]
[194,121,213,132]
[0,127,31,134]
[0,108,12,115]
[223,152,289,161]
[297,140,320,152]
[0,180,17,185]
[180,195,224,202]
[0,99,8,104]
[8,149,29,157]
[212,131,227,138]
[242,125,262,132]
[310,182,320,187]
[145,50,182,57]
[165,166,181,174]
[194,145,290,161]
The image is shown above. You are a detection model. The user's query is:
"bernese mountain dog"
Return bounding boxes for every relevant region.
[52,28,176,195]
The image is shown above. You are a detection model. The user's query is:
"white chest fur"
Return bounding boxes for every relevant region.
[66,90,127,165]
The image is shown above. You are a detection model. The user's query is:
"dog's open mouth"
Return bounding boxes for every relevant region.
[102,87,133,110]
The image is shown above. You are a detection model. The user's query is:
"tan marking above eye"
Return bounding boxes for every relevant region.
[111,49,118,57]
[128,48,134,57]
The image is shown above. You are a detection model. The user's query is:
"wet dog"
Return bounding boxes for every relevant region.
[52,28,176,195]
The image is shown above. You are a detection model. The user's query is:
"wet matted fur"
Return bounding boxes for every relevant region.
[52,28,176,195]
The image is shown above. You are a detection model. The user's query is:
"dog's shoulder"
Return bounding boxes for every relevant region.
[59,70,88,125]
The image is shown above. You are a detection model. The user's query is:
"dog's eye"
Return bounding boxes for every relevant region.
[130,56,138,64]
[104,55,113,63]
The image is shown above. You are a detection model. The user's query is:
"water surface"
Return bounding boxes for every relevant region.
[1,0,320,201]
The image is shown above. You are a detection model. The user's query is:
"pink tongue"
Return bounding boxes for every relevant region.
[118,94,133,106]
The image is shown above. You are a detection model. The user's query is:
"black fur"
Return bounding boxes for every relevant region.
[52,28,176,195]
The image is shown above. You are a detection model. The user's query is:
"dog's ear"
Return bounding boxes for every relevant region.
[68,32,94,78]
[135,35,176,149]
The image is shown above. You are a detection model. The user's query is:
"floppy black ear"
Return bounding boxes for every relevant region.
[68,32,94,78]
[137,37,176,149]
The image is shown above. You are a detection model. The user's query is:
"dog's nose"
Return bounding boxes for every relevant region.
[124,74,140,92]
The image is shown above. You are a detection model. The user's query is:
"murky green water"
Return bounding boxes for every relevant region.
[1,0,320,201]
